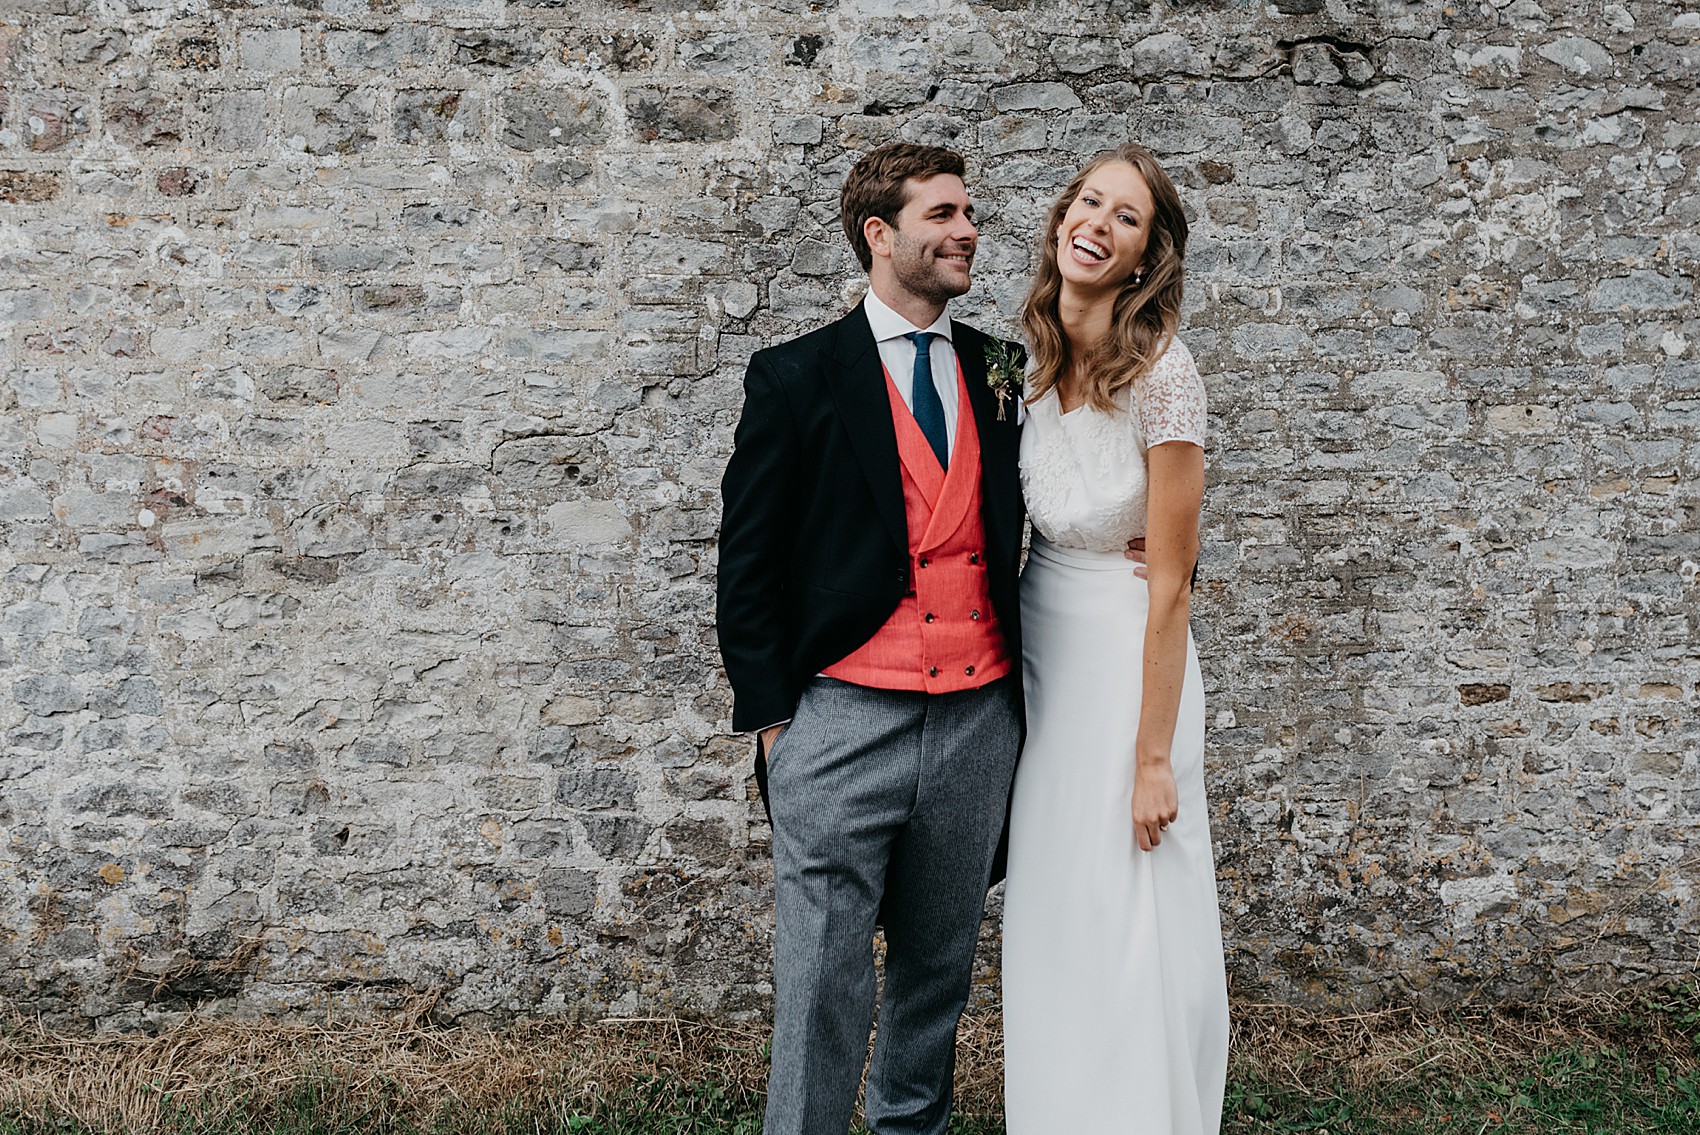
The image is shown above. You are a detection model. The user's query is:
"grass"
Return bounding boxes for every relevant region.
[1,988,1696,1133]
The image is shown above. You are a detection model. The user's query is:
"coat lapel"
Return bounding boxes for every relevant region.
[955,321,1000,456]
[825,304,907,553]
[954,320,1021,553]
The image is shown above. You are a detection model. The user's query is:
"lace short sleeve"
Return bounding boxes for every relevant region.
[1134,337,1206,448]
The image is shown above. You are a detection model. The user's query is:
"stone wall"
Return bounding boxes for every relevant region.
[0,0,1695,1029]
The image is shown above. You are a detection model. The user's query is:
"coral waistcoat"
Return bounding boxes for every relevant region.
[822,361,1012,693]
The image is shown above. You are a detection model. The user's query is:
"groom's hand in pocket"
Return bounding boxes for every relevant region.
[760,723,787,763]
[1123,537,1148,579]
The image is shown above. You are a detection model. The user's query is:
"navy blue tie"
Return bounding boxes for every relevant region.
[906,331,948,470]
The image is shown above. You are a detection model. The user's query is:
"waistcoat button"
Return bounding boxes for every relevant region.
[924,613,935,623]
[964,665,975,676]
[928,666,939,678]
[969,609,980,620]
[969,552,980,564]
[919,557,930,568]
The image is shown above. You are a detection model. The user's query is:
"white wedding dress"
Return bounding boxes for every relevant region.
[1002,337,1229,1134]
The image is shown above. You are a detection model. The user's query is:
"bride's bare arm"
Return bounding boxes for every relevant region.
[1131,439,1204,851]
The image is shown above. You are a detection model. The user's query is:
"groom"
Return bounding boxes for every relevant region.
[717,144,1025,1135]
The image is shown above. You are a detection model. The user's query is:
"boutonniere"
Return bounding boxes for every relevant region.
[983,340,1023,421]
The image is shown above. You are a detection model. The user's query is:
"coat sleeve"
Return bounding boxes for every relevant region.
[716,351,804,733]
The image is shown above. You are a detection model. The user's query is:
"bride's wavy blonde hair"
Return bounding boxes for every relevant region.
[1021,144,1188,414]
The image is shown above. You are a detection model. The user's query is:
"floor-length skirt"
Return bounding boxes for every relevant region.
[1002,536,1229,1134]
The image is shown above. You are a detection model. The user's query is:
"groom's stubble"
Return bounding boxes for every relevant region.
[888,224,976,306]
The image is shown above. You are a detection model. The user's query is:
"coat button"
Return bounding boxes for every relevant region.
[928,666,939,678]
[924,613,935,623]
[970,609,980,620]
[965,665,975,676]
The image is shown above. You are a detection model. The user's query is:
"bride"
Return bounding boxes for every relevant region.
[1001,143,1230,1133]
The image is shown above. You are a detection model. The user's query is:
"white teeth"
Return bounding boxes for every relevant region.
[1072,237,1108,261]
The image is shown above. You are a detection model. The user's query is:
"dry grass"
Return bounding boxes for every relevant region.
[0,1002,770,1133]
[1,989,1696,1133]
[1223,989,1700,1133]
[1230,992,1697,1093]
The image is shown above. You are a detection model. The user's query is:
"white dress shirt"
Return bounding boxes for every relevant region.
[864,287,961,454]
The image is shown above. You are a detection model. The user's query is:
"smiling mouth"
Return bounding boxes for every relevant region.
[938,251,972,265]
[1071,237,1109,262]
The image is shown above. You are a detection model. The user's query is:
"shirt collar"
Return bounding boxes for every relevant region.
[863,286,954,345]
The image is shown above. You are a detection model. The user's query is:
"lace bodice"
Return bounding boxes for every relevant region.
[1020,337,1206,553]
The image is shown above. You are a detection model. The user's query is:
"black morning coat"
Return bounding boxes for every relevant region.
[715,301,1028,810]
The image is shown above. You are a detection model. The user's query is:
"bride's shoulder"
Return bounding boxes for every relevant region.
[1151,334,1198,376]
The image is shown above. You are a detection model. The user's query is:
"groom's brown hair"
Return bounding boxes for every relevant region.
[840,144,967,273]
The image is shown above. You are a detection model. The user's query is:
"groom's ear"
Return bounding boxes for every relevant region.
[864,215,893,262]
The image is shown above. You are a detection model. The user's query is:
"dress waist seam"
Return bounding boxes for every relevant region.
[1028,534,1142,571]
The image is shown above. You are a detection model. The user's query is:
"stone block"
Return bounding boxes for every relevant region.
[1588,271,1692,312]
[281,87,377,155]
[240,28,302,72]
[34,412,77,446]
[662,817,735,861]
[626,86,735,142]
[1051,111,1131,154]
[678,33,762,74]
[208,89,269,151]
[581,815,651,860]
[991,82,1081,112]
[1131,32,1200,79]
[325,27,430,71]
[453,31,544,71]
[63,782,169,818]
[519,239,601,273]
[772,114,824,145]
[310,243,412,273]
[981,113,1049,156]
[168,32,221,71]
[545,500,633,545]
[1537,35,1614,77]
[502,87,607,149]
[540,867,596,917]
[1051,35,1120,75]
[21,92,89,152]
[14,675,87,715]
[0,172,63,204]
[556,764,637,811]
[570,31,656,72]
[789,238,840,277]
[0,289,52,322]
[395,90,481,144]
[104,90,183,149]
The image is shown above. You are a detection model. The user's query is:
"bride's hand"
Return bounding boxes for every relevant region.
[1132,760,1178,852]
